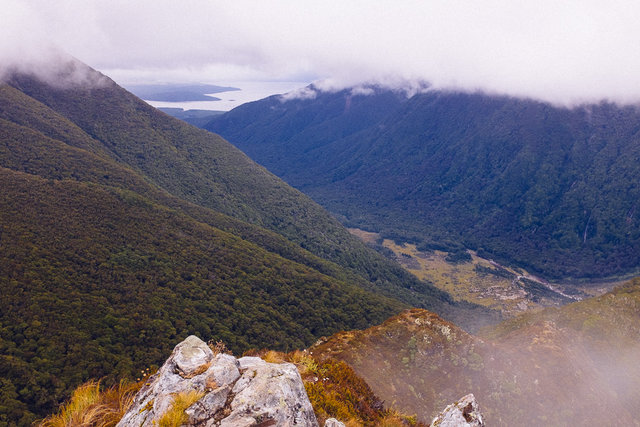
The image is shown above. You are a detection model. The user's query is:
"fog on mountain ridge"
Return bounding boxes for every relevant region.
[4,0,640,106]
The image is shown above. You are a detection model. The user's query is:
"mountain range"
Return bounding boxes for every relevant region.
[0,60,494,424]
[4,58,640,426]
[205,86,640,281]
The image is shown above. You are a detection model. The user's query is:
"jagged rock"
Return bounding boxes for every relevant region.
[430,394,484,427]
[216,356,318,426]
[117,336,318,426]
[324,418,345,427]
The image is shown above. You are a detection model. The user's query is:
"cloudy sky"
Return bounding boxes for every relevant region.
[3,0,640,105]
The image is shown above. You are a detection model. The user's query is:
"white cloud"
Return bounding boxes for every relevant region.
[279,86,317,101]
[3,0,640,105]
[350,86,375,97]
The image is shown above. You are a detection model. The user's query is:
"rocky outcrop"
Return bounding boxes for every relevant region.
[117,335,318,426]
[430,394,484,427]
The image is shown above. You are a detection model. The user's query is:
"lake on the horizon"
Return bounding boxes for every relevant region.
[133,81,309,112]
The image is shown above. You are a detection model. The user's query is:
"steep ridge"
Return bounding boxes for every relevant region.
[203,86,408,181]
[7,74,396,283]
[4,69,496,326]
[0,84,373,293]
[0,166,404,423]
[311,278,640,425]
[205,87,640,280]
[0,61,500,424]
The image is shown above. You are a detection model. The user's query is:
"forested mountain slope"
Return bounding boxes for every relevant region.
[206,86,640,280]
[0,62,494,424]
[0,167,401,423]
[5,70,483,316]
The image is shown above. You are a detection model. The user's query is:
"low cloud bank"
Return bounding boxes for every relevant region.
[4,1,640,106]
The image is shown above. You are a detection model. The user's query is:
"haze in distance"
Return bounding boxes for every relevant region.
[3,0,640,107]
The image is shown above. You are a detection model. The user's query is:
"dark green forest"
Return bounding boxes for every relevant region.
[0,168,401,423]
[0,63,494,424]
[206,87,640,280]
[6,73,433,300]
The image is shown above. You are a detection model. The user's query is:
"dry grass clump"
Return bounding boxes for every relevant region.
[39,379,141,427]
[158,390,205,427]
[261,350,285,363]
[207,339,230,355]
[289,350,320,376]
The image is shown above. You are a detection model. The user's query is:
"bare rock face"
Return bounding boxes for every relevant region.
[430,394,484,427]
[117,336,318,426]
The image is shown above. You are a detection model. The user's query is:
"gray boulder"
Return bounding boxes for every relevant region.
[430,394,484,427]
[117,335,318,426]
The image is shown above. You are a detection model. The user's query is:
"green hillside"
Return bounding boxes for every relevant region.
[206,88,640,280]
[0,167,404,423]
[6,71,481,317]
[0,62,495,424]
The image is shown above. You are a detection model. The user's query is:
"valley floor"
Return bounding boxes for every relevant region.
[348,228,622,317]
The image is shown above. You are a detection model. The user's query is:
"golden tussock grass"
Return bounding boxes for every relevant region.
[207,339,230,355]
[39,379,141,427]
[158,390,205,427]
[288,350,319,377]
[261,349,285,364]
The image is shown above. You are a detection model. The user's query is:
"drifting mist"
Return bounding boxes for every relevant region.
[4,0,640,106]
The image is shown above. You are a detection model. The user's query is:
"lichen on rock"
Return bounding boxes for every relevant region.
[117,335,318,426]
